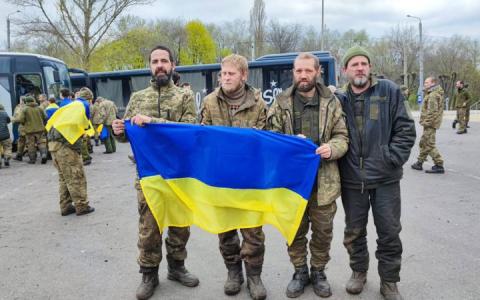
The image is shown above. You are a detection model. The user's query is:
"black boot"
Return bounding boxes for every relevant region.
[14,154,22,161]
[452,119,458,129]
[40,149,48,164]
[136,267,159,300]
[76,205,95,215]
[380,281,404,300]
[346,271,367,294]
[425,165,445,174]
[4,158,9,167]
[167,259,199,287]
[411,161,423,170]
[311,269,331,298]
[286,265,310,298]
[224,262,244,295]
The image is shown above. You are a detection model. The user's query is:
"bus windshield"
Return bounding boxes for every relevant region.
[43,62,71,99]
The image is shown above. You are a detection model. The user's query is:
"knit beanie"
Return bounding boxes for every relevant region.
[342,45,371,67]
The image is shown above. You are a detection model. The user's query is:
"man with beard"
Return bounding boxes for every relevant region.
[267,52,349,298]
[200,54,268,300]
[112,45,198,300]
[336,46,416,300]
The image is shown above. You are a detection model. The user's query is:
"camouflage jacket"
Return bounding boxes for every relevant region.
[200,84,267,129]
[12,103,25,135]
[420,84,444,129]
[17,102,46,134]
[91,101,103,125]
[454,88,471,109]
[267,83,349,205]
[100,99,118,126]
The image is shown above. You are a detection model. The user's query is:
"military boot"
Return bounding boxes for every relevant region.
[346,271,367,294]
[246,275,267,300]
[167,259,199,287]
[14,154,22,161]
[4,158,9,167]
[286,265,310,298]
[425,165,445,174]
[456,129,467,134]
[136,267,159,300]
[311,268,331,298]
[40,149,48,164]
[61,204,76,216]
[452,119,458,129]
[380,281,404,300]
[224,262,244,295]
[76,206,95,215]
[411,161,423,170]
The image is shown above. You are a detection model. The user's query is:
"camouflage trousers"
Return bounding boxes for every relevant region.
[0,138,12,159]
[81,135,92,162]
[17,134,25,156]
[104,125,116,153]
[51,144,89,213]
[341,183,402,283]
[137,189,189,269]
[466,106,470,125]
[418,127,444,166]
[26,131,46,161]
[456,108,468,131]
[219,226,265,275]
[287,194,337,271]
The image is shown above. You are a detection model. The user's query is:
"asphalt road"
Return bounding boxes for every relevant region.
[1,114,479,300]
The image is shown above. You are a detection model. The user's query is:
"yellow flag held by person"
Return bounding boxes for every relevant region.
[45,101,91,144]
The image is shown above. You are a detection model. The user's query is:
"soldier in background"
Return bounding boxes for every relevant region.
[91,97,103,146]
[38,94,49,111]
[15,96,47,164]
[200,54,268,300]
[13,98,26,161]
[112,45,198,300]
[452,80,471,134]
[76,88,94,165]
[98,97,118,154]
[267,53,348,298]
[411,77,445,174]
[47,88,94,217]
[0,104,12,168]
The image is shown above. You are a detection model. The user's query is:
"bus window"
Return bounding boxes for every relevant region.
[15,74,42,101]
[0,57,11,73]
[43,66,61,99]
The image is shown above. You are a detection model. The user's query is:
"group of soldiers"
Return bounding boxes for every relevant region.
[110,44,416,300]
[411,78,473,174]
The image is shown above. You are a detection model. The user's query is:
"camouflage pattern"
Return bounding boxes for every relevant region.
[12,103,26,149]
[200,84,267,273]
[417,127,444,166]
[116,79,196,269]
[454,88,471,132]
[50,142,89,213]
[81,136,92,162]
[25,132,47,161]
[418,85,444,165]
[267,83,349,206]
[137,189,189,267]
[420,85,444,130]
[39,100,49,111]
[200,85,267,128]
[0,138,12,159]
[91,101,103,125]
[103,125,116,153]
[288,197,337,270]
[100,99,118,126]
[16,102,46,134]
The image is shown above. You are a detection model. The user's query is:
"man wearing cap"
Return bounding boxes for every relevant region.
[336,46,416,300]
[14,96,48,164]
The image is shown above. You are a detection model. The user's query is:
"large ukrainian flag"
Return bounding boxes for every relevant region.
[126,123,320,245]
[45,101,95,144]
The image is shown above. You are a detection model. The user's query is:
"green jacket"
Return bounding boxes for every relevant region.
[420,85,444,129]
[267,83,349,206]
[17,102,46,134]
[200,84,267,129]
[454,88,471,109]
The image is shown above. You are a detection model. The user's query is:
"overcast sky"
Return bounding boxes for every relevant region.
[1,0,479,50]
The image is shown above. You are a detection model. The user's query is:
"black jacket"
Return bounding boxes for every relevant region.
[336,78,416,189]
[0,110,11,141]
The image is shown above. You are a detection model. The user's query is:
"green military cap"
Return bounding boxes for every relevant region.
[342,45,371,67]
[24,96,35,103]
[78,87,94,101]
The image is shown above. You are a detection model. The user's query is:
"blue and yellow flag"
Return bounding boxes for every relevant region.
[45,101,95,144]
[126,123,320,245]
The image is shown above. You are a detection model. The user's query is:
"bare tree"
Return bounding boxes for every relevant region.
[249,0,266,59]
[9,0,154,70]
[267,20,302,53]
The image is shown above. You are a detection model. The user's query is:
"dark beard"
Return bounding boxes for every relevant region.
[153,71,172,87]
[295,80,316,93]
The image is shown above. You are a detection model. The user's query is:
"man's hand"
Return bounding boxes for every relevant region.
[112,119,125,135]
[130,114,152,126]
[315,143,332,159]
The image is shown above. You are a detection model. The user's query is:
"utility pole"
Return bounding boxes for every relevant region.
[407,14,423,104]
[7,10,21,51]
[320,0,324,51]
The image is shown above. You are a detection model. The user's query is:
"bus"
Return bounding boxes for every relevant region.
[71,51,337,114]
[0,52,72,143]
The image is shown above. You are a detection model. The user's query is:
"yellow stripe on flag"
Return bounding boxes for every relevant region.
[45,101,90,144]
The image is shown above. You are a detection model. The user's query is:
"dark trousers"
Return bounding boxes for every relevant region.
[341,182,402,282]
